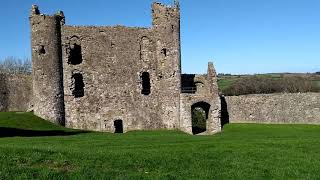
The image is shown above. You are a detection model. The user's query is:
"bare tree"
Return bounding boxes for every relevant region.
[0,57,31,74]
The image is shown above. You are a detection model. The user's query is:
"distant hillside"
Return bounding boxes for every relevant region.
[218,73,320,96]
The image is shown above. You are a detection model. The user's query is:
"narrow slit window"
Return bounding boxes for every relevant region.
[72,73,84,98]
[161,48,167,57]
[141,72,151,95]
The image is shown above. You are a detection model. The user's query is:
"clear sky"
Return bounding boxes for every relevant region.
[1,0,319,74]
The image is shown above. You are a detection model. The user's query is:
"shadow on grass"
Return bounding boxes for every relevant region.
[0,127,89,138]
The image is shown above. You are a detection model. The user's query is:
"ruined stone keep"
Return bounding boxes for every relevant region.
[29,2,221,134]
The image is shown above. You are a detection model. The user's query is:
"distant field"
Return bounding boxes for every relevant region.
[218,73,320,95]
[1,112,320,179]
[217,78,236,91]
[314,80,320,87]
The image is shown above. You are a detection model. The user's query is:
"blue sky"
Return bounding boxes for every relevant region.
[1,0,319,74]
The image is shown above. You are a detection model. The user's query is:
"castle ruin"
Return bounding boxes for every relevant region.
[29,2,221,135]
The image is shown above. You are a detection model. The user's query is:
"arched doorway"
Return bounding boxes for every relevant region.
[114,120,123,133]
[191,102,211,135]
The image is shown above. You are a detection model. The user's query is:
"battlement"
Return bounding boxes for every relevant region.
[31,2,179,30]
[152,0,180,9]
[30,5,40,15]
[152,2,180,28]
[30,5,65,20]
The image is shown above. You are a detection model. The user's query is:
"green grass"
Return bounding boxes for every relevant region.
[218,78,236,91]
[313,80,320,88]
[217,74,281,91]
[0,112,68,131]
[1,112,320,179]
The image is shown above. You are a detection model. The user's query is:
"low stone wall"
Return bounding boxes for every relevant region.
[225,93,320,124]
[0,74,32,111]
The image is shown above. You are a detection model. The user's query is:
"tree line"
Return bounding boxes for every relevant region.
[0,57,31,74]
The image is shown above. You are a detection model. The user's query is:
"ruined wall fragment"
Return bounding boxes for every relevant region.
[0,74,32,111]
[226,93,320,124]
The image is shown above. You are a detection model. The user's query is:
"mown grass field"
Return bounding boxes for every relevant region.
[1,112,320,179]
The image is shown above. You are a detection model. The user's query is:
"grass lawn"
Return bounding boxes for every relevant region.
[1,112,320,179]
[217,78,236,91]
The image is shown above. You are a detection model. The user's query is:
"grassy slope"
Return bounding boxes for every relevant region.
[0,112,67,130]
[1,113,320,179]
[217,78,236,91]
[218,73,320,92]
[218,74,280,91]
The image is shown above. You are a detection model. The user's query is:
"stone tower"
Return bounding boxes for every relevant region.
[152,2,181,128]
[29,5,65,125]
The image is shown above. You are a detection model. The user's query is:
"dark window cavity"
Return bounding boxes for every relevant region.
[39,45,46,55]
[141,72,151,95]
[220,96,230,128]
[104,120,107,129]
[68,43,82,65]
[72,73,84,98]
[181,74,196,94]
[114,120,123,133]
[161,48,167,57]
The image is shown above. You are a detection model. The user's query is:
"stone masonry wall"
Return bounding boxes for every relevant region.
[152,2,181,130]
[61,26,163,132]
[30,6,65,125]
[180,63,221,135]
[225,93,320,124]
[0,74,32,111]
[29,2,222,134]
[60,2,181,132]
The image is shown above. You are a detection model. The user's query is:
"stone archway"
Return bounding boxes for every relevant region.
[191,101,211,135]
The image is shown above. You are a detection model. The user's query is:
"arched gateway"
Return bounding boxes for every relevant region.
[191,102,211,134]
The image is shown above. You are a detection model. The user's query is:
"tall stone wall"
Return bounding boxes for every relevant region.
[0,74,32,111]
[225,93,320,124]
[61,26,163,132]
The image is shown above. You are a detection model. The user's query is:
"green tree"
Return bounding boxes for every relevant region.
[192,107,206,134]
